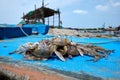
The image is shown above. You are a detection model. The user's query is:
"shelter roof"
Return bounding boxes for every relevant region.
[22,7,59,20]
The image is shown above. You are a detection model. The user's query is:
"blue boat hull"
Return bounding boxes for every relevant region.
[0,24,49,39]
[23,24,49,35]
[0,27,32,39]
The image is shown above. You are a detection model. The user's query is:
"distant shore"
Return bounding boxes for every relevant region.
[48,28,115,38]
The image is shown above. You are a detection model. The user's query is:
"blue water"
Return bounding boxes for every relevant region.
[0,35,120,79]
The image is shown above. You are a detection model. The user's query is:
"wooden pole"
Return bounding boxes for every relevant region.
[42,0,44,7]
[34,4,37,23]
[48,17,49,25]
[58,9,61,28]
[53,14,54,27]
[41,9,45,24]
[41,0,45,24]
[23,12,25,21]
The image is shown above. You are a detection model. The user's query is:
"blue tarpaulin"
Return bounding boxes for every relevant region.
[0,35,120,79]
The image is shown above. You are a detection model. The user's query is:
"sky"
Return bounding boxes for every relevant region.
[0,0,120,28]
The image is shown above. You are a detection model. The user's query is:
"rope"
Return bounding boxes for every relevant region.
[18,25,47,38]
[17,26,56,40]
[77,40,120,44]
[19,26,30,37]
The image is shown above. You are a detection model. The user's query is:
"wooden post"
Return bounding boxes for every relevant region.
[34,4,37,23]
[41,8,45,24]
[53,14,54,27]
[48,17,49,25]
[23,12,25,21]
[42,0,44,7]
[41,0,45,24]
[58,9,61,28]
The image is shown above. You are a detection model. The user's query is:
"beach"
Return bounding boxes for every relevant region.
[48,28,113,38]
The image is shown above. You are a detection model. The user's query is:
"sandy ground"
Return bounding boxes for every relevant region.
[48,28,112,38]
[0,62,77,80]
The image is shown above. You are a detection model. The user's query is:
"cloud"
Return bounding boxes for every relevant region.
[95,5,109,11]
[73,9,88,14]
[95,1,120,11]
[111,2,120,7]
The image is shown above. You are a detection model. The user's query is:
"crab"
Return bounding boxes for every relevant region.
[60,43,102,61]
[51,37,71,46]
[50,37,70,57]
[9,42,36,54]
[50,38,84,60]
[77,45,103,61]
[85,44,114,58]
[65,44,83,58]
[76,44,114,61]
[24,39,66,61]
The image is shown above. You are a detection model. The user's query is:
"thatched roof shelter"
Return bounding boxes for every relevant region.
[22,7,59,20]
[22,6,60,26]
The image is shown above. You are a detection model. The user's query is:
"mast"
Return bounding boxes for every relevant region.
[23,12,25,21]
[58,9,61,28]
[102,22,105,28]
[34,4,37,23]
[41,0,45,24]
[42,0,44,7]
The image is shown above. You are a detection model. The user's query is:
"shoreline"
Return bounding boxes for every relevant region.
[48,28,117,38]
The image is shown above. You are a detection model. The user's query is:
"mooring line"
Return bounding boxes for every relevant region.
[77,40,120,44]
